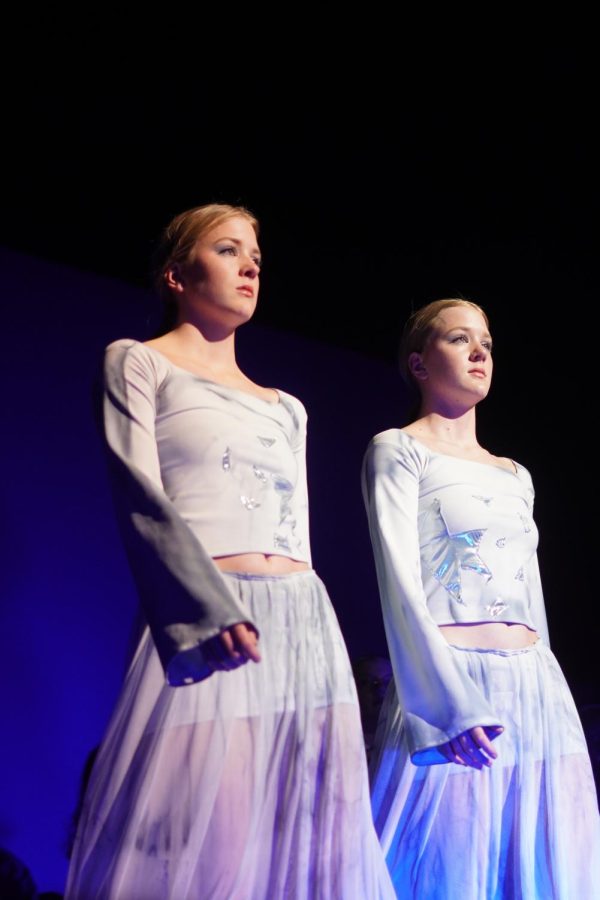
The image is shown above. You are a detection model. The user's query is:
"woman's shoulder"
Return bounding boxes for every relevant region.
[274,390,308,443]
[104,338,171,385]
[364,428,431,477]
[276,388,307,415]
[105,337,153,358]
[368,427,430,457]
[512,458,535,497]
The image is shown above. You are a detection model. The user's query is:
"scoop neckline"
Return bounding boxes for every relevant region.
[401,430,520,477]
[138,340,282,406]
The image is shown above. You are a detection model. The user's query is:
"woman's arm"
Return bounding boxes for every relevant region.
[525,552,550,646]
[519,469,551,647]
[103,340,259,685]
[438,725,503,768]
[362,433,503,765]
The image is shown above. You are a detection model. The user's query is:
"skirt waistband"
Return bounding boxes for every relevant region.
[222,568,316,584]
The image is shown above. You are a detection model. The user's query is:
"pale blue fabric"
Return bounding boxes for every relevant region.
[361,429,547,762]
[370,640,600,899]
[103,339,310,686]
[66,571,395,899]
[67,340,396,899]
[363,428,600,897]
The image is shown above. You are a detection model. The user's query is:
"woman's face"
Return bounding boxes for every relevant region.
[169,216,261,329]
[411,305,493,409]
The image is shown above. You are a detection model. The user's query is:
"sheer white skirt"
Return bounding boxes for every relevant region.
[370,640,600,899]
[66,570,394,899]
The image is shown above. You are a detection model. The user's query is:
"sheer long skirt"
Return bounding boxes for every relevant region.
[370,640,600,899]
[66,570,394,899]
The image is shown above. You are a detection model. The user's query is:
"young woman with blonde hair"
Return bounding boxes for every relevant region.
[363,298,600,898]
[66,204,394,899]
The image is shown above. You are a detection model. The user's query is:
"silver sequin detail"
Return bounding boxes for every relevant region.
[515,567,524,582]
[253,465,268,483]
[258,436,276,447]
[420,498,492,604]
[274,534,291,552]
[486,598,508,617]
[273,478,295,523]
[496,537,506,548]
[222,447,231,471]
[473,495,493,506]
[240,495,261,510]
[272,475,299,550]
[518,513,532,533]
[272,475,294,494]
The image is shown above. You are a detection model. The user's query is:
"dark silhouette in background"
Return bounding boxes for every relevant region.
[0,847,38,899]
[352,655,393,764]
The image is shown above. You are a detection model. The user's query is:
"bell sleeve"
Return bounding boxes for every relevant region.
[525,552,550,646]
[361,434,503,765]
[520,470,551,647]
[102,339,257,687]
[281,392,312,565]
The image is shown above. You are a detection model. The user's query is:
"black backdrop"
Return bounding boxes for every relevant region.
[1,42,597,892]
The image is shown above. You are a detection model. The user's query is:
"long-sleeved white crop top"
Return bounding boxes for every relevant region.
[102,339,311,686]
[362,428,550,765]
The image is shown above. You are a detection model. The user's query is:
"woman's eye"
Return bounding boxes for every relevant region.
[252,257,262,269]
[218,245,237,256]
[482,342,493,351]
[450,334,469,343]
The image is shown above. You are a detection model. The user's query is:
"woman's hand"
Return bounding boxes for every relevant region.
[439,725,503,769]
[203,623,261,672]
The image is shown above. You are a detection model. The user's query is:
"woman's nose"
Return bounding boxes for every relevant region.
[470,342,487,360]
[241,255,260,278]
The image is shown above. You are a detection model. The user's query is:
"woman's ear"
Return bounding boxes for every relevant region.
[164,264,185,293]
[408,351,428,382]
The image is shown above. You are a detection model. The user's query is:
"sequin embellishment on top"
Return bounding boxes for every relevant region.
[221,444,302,555]
[519,513,532,533]
[273,475,298,553]
[420,498,492,603]
[486,597,508,617]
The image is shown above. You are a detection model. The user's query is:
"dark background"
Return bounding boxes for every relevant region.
[1,40,597,891]
[4,44,595,679]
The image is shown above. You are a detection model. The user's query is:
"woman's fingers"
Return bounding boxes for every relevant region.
[471,726,500,761]
[439,742,457,764]
[441,725,502,769]
[440,738,468,766]
[230,623,261,663]
[450,736,474,767]
[203,624,261,672]
[202,632,240,671]
[444,740,467,766]
[458,732,487,768]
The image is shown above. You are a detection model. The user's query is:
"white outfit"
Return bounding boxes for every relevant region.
[66,340,394,900]
[362,429,600,899]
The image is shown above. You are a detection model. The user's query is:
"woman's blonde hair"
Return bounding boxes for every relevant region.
[399,297,489,385]
[153,203,259,304]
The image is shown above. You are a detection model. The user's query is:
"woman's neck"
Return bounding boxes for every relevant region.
[154,322,240,378]
[406,409,480,450]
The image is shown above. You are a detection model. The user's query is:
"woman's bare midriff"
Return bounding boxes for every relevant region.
[439,622,539,649]
[214,553,310,575]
